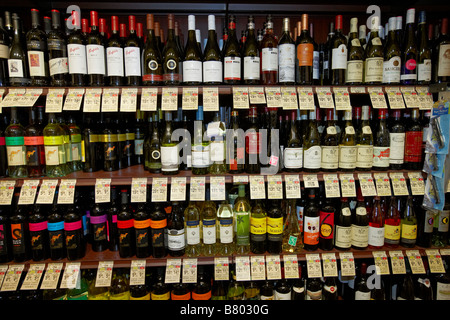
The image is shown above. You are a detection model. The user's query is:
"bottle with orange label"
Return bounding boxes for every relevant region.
[151,267,170,300]
[134,203,151,258]
[192,268,212,300]
[10,193,30,262]
[319,198,335,251]
[171,282,191,300]
[303,189,320,251]
[150,203,167,258]
[296,14,314,85]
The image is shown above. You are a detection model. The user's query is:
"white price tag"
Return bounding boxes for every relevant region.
[63,88,84,111]
[401,87,419,108]
[385,87,405,109]
[101,88,119,112]
[0,265,8,288]
[95,261,114,288]
[46,88,65,113]
[161,87,178,111]
[406,250,426,274]
[131,177,147,203]
[283,255,299,279]
[323,174,340,198]
[235,256,251,281]
[368,87,387,109]
[339,252,356,277]
[233,175,248,184]
[281,87,298,110]
[36,179,58,204]
[182,258,198,284]
[316,87,334,109]
[140,87,158,111]
[182,87,198,110]
[21,263,45,290]
[83,88,102,112]
[265,87,282,108]
[267,175,283,199]
[21,88,42,106]
[18,180,40,205]
[57,179,76,204]
[333,87,351,111]
[415,86,434,110]
[0,180,16,205]
[408,172,425,195]
[0,88,26,107]
[390,172,409,196]
[285,174,301,199]
[40,263,63,290]
[120,88,138,112]
[306,254,322,278]
[129,260,147,286]
[251,255,266,281]
[303,174,319,188]
[249,87,266,104]
[426,249,446,274]
[372,251,390,275]
[339,173,356,198]
[249,175,265,199]
[297,87,315,110]
[210,176,226,201]
[357,173,377,197]
[95,178,111,203]
[190,176,205,201]
[165,259,182,284]
[374,172,392,197]
[203,87,219,112]
[389,251,406,275]
[266,255,281,280]
[0,265,24,292]
[152,177,168,202]
[321,253,338,278]
[232,87,249,109]
[170,177,187,202]
[60,262,81,289]
[214,257,230,281]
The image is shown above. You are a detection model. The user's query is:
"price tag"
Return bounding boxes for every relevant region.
[316,87,334,109]
[129,260,147,286]
[441,249,450,256]
[372,251,390,275]
[233,175,248,184]
[368,87,387,109]
[235,256,251,281]
[303,174,319,188]
[251,255,266,280]
[350,87,367,94]
[40,263,63,290]
[203,87,219,111]
[190,176,205,201]
[182,87,198,110]
[297,87,315,110]
[57,179,76,204]
[46,88,65,113]
[389,251,406,275]
[60,262,81,289]
[339,252,356,277]
[152,177,168,203]
[385,87,405,109]
[374,172,392,196]
[0,180,16,205]
[0,88,26,107]
[281,87,298,110]
[249,175,265,199]
[95,261,114,288]
[95,178,111,203]
[0,265,24,292]
[232,87,249,109]
[406,250,426,274]
[265,87,282,108]
[283,255,299,279]
[390,172,409,196]
[182,258,198,284]
[101,88,119,112]
[140,87,158,111]
[285,175,301,199]
[323,174,340,198]
[20,88,42,106]
[358,173,377,197]
[165,259,182,284]
[306,254,322,278]
[131,177,147,203]
[161,87,178,111]
[426,249,446,273]
[214,257,230,281]
[267,175,283,199]
[249,87,266,104]
[83,88,102,112]
[401,87,419,108]
[63,88,84,111]
[0,265,7,288]
[321,253,338,278]
[339,173,356,198]
[333,87,351,111]
[170,177,187,202]
[210,176,226,201]
[18,179,40,205]
[21,263,45,290]
[120,88,138,112]
[266,255,281,280]
[415,86,434,110]
[408,172,425,195]
[36,179,58,204]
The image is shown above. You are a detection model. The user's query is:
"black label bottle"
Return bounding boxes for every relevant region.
[134,204,151,258]
[29,205,49,261]
[10,194,30,262]
[117,189,135,258]
[47,202,65,260]
[64,204,85,260]
[150,204,167,258]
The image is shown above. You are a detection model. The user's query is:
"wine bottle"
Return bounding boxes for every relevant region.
[216,201,235,255]
[364,15,383,84]
[150,268,169,300]
[64,204,85,260]
[106,16,124,86]
[278,17,295,84]
[201,197,217,256]
[86,11,105,86]
[383,17,401,84]
[384,197,401,248]
[389,110,405,170]
[67,10,86,86]
[435,256,450,300]
[203,15,222,84]
[109,269,130,300]
[0,16,10,87]
[234,185,250,255]
[368,196,385,249]
[417,11,432,84]
[117,189,135,258]
[249,199,266,254]
[261,15,278,84]
[150,204,167,258]
[28,205,49,261]
[208,109,227,174]
[133,111,145,165]
[223,15,241,84]
[435,18,450,83]
[43,113,67,177]
[47,203,65,260]
[354,262,371,300]
[121,114,134,168]
[372,109,390,170]
[323,277,338,300]
[123,15,141,86]
[303,108,321,172]
[260,280,274,300]
[400,8,418,84]
[162,15,181,85]
[281,199,303,253]
[101,113,119,172]
[167,201,185,257]
[358,24,367,50]
[133,204,151,258]
[303,190,319,251]
[181,15,203,85]
[404,109,423,170]
[227,270,245,300]
[142,14,162,85]
[160,112,179,175]
[339,111,357,171]
[319,198,335,251]
[306,277,323,300]
[171,282,191,300]
[24,107,45,177]
[242,16,260,84]
[81,113,100,172]
[274,275,291,300]
[8,15,30,86]
[146,112,162,173]
[47,10,68,86]
[192,106,210,175]
[330,15,347,85]
[56,116,72,174]
[292,265,306,300]
[10,195,30,262]
[26,9,49,86]
[245,106,260,174]
[400,195,418,248]
[346,18,364,84]
[352,189,369,250]
[355,105,373,170]
[283,110,303,172]
[266,200,283,254]
[321,109,339,171]
[296,15,314,85]
[184,201,202,257]
[335,198,352,251]
[66,114,82,172]
[227,110,244,173]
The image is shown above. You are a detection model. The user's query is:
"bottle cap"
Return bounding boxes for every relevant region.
[146,14,154,30]
[111,16,119,32]
[406,8,415,25]
[90,11,98,27]
[120,23,127,38]
[188,15,195,31]
[350,17,358,33]
[208,15,215,31]
[137,23,143,38]
[388,17,396,32]
[301,14,308,31]
[129,15,136,31]
[418,11,426,25]
[359,24,366,38]
[395,16,403,30]
[335,15,343,30]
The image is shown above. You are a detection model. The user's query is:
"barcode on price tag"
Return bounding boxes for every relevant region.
[203,87,219,111]
[265,87,282,108]
[374,172,392,196]
[316,87,334,109]
[210,176,225,201]
[408,172,425,195]
[182,258,198,284]
[0,180,16,205]
[372,251,390,275]
[389,251,406,274]
[18,180,40,205]
[321,253,338,278]
[285,175,301,199]
[390,172,409,196]
[249,175,265,199]
[120,88,138,112]
[83,88,102,112]
[130,260,147,286]
[249,87,266,104]
[165,259,182,284]
[267,175,283,199]
[140,87,158,111]
[190,176,205,201]
[40,263,63,290]
[60,262,81,289]
[323,174,340,198]
[358,173,377,197]
[385,87,405,109]
[283,255,299,279]
[251,255,266,281]
[297,87,315,110]
[161,87,178,111]
[36,179,58,204]
[95,261,114,287]
[95,178,111,203]
[281,87,298,110]
[101,88,119,112]
[339,173,356,197]
[131,177,147,203]
[46,88,65,113]
[21,263,45,290]
[152,177,168,202]
[333,87,351,111]
[214,257,230,281]
[170,177,187,201]
[0,265,24,292]
[235,256,251,281]
[57,179,76,204]
[306,254,322,278]
[233,87,249,109]
[182,87,198,110]
[63,88,84,111]
[368,87,387,109]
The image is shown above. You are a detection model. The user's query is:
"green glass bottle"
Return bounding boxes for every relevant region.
[192,106,210,175]
[364,15,384,84]
[217,200,235,255]
[66,270,89,300]
[5,107,27,178]
[383,17,401,84]
[208,107,227,174]
[147,112,162,173]
[142,14,162,86]
[57,115,72,174]
[203,15,222,84]
[44,113,68,177]
[183,15,202,85]
[109,268,130,300]
[417,11,432,84]
[184,201,202,257]
[338,111,357,171]
[401,195,418,248]
[234,185,251,255]
[356,105,373,171]
[227,270,245,300]
[67,114,83,172]
[161,112,179,175]
[303,108,321,172]
[346,17,364,84]
[87,269,110,300]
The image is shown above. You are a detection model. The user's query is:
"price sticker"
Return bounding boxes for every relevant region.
[401,87,419,108]
[333,87,351,111]
[0,88,26,107]
[249,175,265,199]
[140,87,158,111]
[426,249,446,274]
[95,261,114,288]
[0,265,8,288]
[350,87,367,94]
[21,263,45,290]
[182,258,198,284]
[283,255,299,279]
[46,88,65,113]
[190,176,205,201]
[441,249,450,256]
[165,259,182,284]
[415,86,434,110]
[235,256,251,281]
[203,87,219,112]
[323,174,340,198]
[297,86,315,110]
[390,172,409,196]
[265,87,282,108]
[120,88,138,112]
[95,178,111,203]
[281,87,298,110]
[63,88,84,111]
[358,173,377,197]
[40,263,63,290]
[372,251,390,275]
[321,253,338,278]
[406,250,426,274]
[339,173,356,198]
[249,87,266,104]
[57,179,76,204]
[303,174,319,188]
[170,177,187,202]
[152,177,168,203]
[368,87,388,109]
[266,255,281,280]
[210,176,226,201]
[0,265,24,292]
[83,88,102,112]
[18,180,40,205]
[285,174,301,199]
[374,172,392,197]
[60,262,81,289]
[306,254,322,278]
[339,252,356,277]
[161,87,178,111]
[267,175,283,199]
[214,257,230,281]
[129,260,147,286]
[385,87,405,109]
[233,87,249,109]
[36,179,58,204]
[251,255,266,281]
[182,87,198,110]
[131,177,147,203]
[233,175,248,184]
[0,180,16,205]
[408,172,425,195]
[101,88,119,112]
[389,251,406,275]
[20,88,42,107]
[316,87,334,109]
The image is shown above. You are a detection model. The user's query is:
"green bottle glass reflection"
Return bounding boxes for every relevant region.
[234,185,250,254]
[67,114,83,172]
[202,194,217,256]
[109,269,130,300]
[44,113,68,177]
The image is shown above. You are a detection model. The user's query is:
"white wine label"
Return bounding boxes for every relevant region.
[251,255,266,281]
[321,146,339,170]
[120,88,138,112]
[346,60,363,83]
[161,87,178,111]
[356,145,373,169]
[297,87,315,110]
[101,88,119,112]
[331,44,347,69]
[438,44,450,77]
[368,226,385,247]
[20,263,45,291]
[165,259,182,284]
[339,145,357,169]
[40,263,64,290]
[131,177,147,203]
[203,87,219,111]
[303,145,321,169]
[243,56,260,80]
[106,47,124,77]
[203,60,222,83]
[418,59,432,82]
[68,44,87,74]
[49,57,68,76]
[232,87,249,109]
[124,46,141,76]
[170,177,187,202]
[182,60,202,82]
[182,87,199,110]
[383,56,401,83]
[321,253,338,278]
[365,57,383,83]
[86,44,106,75]
[214,257,230,281]
[130,260,147,286]
[284,147,303,169]
[278,43,295,83]
[0,44,8,59]
[389,251,406,275]
[262,47,278,71]
[46,88,65,113]
[95,261,114,288]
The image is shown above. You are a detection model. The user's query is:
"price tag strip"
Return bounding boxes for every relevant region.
[426,249,446,274]
[401,87,419,108]
[36,179,58,204]
[57,179,76,204]
[321,253,338,278]
[405,250,426,274]
[267,175,283,199]
[60,262,81,289]
[210,176,226,201]
[297,86,315,110]
[408,172,425,195]
[333,87,351,111]
[390,172,409,196]
[265,87,282,108]
[415,86,434,110]
[232,87,249,109]
[95,178,111,203]
[323,174,340,198]
[233,175,249,184]
[101,88,119,112]
[46,88,65,113]
[339,173,356,198]
[203,87,219,112]
[161,87,178,111]
[249,87,266,104]
[131,177,147,203]
[189,176,205,201]
[21,263,45,290]
[63,88,84,111]
[0,88,26,107]
[440,249,450,256]
[389,251,406,275]
[129,260,147,286]
[140,87,158,111]
[350,87,367,94]
[357,173,377,197]
[165,259,182,284]
[385,86,405,109]
[368,87,388,109]
[249,175,265,199]
[182,87,199,110]
[0,264,24,292]
[214,257,230,281]
[250,255,266,281]
[0,180,16,205]
[95,261,114,288]
[235,256,251,281]
[18,179,40,205]
[83,88,102,112]
[316,86,334,109]
[303,174,319,188]
[266,255,281,280]
[372,251,390,275]
[170,177,187,202]
[283,255,299,279]
[281,87,298,110]
[20,88,42,107]
[285,174,301,199]
[182,258,198,284]
[374,172,392,197]
[306,254,322,278]
[152,177,168,202]
[339,252,356,277]
[120,87,138,112]
[40,263,63,290]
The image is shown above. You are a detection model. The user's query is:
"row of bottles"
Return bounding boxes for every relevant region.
[1,9,449,87]
[0,104,429,178]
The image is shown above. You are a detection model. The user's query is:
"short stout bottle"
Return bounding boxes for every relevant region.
[346,18,364,84]
[203,15,222,84]
[86,11,105,86]
[106,16,124,86]
[242,16,260,84]
[142,14,162,85]
[183,15,202,85]
[321,109,339,171]
[364,16,383,84]
[261,15,278,84]
[330,15,347,85]
[278,17,295,84]
[26,9,49,86]
[383,17,401,84]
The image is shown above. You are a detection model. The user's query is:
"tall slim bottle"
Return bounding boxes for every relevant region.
[296,14,315,85]
[364,16,383,84]
[234,185,251,255]
[228,110,245,173]
[8,15,30,86]
[217,201,235,255]
[339,111,357,171]
[150,204,167,258]
[208,108,227,174]
[192,106,210,175]
[124,15,141,86]
[117,189,135,258]
[278,17,295,84]
[356,105,373,170]
[64,204,85,260]
[223,15,241,84]
[245,106,260,174]
[389,110,405,170]
[161,112,179,175]
[24,107,45,177]
[185,201,202,257]
[47,9,68,86]
[384,197,401,248]
[368,196,385,249]
[372,109,390,171]
[250,199,266,254]
[404,109,423,170]
[417,11,432,84]
[133,204,151,258]
[106,16,124,86]
[304,190,320,251]
[67,10,86,86]
[142,14,162,85]
[261,15,278,84]
[203,15,222,84]
[303,108,321,172]
[346,18,364,84]
[400,8,418,84]
[321,109,339,171]
[435,18,450,83]
[283,110,303,172]
[282,199,303,253]
[242,16,260,84]
[400,195,417,248]
[86,11,105,86]
[183,15,202,85]
[330,15,347,85]
[202,196,217,256]
[162,14,182,85]
[26,9,49,86]
[383,17,401,84]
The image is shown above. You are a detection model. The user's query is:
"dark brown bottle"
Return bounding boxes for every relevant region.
[26,9,49,86]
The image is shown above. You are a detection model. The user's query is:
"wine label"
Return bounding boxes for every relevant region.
[313,51,320,80]
[372,146,390,168]
[186,220,200,245]
[304,216,319,245]
[389,132,405,165]
[44,145,61,165]
[219,218,233,244]
[49,57,69,76]
[262,47,278,71]
[346,60,363,83]
[297,43,313,67]
[404,131,423,163]
[383,56,401,83]
[331,44,347,69]
[417,59,432,82]
[183,60,202,82]
[278,43,295,83]
[339,145,357,169]
[368,226,384,247]
[351,222,369,248]
[124,46,141,76]
[356,145,373,168]
[7,59,25,78]
[243,56,260,80]
[0,44,8,59]
[283,147,303,169]
[224,56,241,80]
[365,57,383,82]
[321,146,339,169]
[401,59,417,81]
[202,219,216,245]
[438,44,450,77]
[27,51,46,77]
[106,47,124,77]
[203,60,222,83]
[86,44,106,75]
[68,44,87,74]
[161,145,179,171]
[335,223,352,247]
[303,145,321,169]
